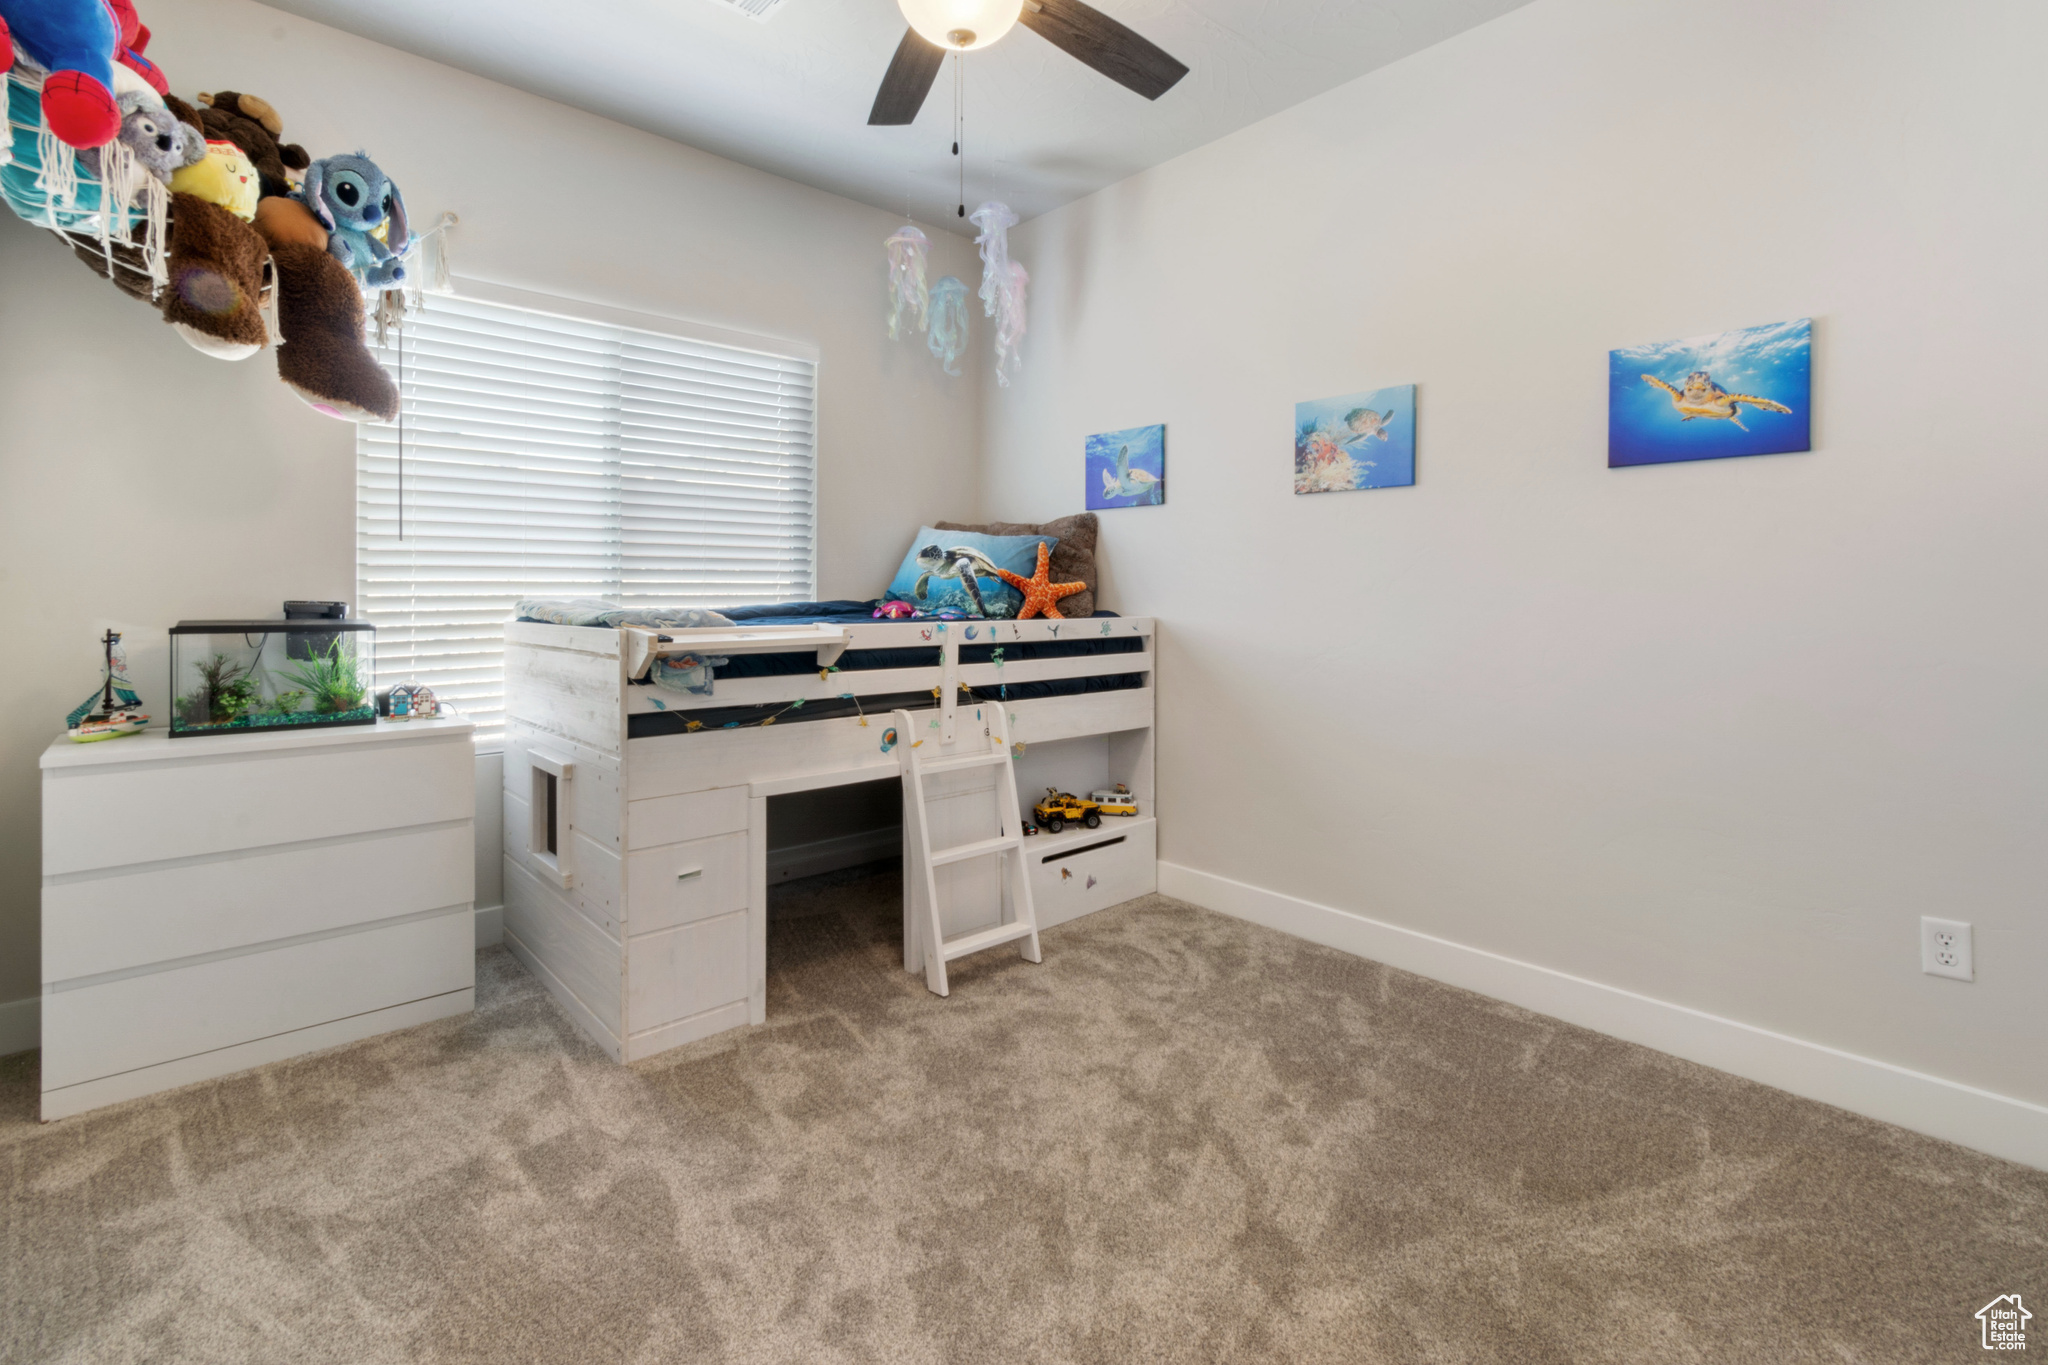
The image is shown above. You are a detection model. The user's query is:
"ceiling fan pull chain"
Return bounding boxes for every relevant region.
[956,53,966,218]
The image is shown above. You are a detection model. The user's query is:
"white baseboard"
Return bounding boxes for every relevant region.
[0,994,36,1057]
[1158,862,2048,1172]
[768,828,899,884]
[475,904,503,948]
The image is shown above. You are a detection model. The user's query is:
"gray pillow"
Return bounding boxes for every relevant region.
[935,513,1099,618]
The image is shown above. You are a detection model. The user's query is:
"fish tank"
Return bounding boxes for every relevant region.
[168,620,377,738]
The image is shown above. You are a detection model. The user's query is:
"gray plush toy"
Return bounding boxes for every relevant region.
[82,93,206,185]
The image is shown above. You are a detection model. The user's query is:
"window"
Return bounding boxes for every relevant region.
[357,293,817,744]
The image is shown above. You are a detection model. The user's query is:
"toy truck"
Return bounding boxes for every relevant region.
[1032,787,1101,833]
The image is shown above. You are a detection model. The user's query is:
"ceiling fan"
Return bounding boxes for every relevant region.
[868,0,1189,125]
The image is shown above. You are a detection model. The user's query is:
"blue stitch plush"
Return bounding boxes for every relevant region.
[293,151,409,286]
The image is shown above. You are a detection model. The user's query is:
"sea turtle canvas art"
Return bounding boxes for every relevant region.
[1295,384,1416,494]
[1085,423,1166,510]
[1610,319,1811,466]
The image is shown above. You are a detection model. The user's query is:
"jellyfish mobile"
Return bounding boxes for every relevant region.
[991,259,1027,387]
[968,201,1019,318]
[884,224,930,341]
[928,275,971,377]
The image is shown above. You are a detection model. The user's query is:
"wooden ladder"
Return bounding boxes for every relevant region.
[895,704,1043,997]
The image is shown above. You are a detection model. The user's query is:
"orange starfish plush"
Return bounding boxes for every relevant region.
[993,542,1088,620]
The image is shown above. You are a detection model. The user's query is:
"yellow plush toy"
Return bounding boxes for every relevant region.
[169,138,261,220]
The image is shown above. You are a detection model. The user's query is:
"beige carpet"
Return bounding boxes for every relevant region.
[1,866,2041,1364]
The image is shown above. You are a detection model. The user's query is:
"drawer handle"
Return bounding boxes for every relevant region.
[1040,834,1126,864]
[676,868,704,881]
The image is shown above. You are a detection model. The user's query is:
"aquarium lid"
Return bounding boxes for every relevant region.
[171,619,377,634]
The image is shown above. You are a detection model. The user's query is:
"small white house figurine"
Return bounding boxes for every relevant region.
[387,681,438,721]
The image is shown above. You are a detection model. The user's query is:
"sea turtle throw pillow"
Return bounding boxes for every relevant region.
[882,527,1056,619]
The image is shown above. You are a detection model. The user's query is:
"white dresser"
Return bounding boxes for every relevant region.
[38,716,477,1119]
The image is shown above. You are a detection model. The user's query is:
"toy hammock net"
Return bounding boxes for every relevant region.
[2,63,187,305]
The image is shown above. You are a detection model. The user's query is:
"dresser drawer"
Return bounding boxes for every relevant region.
[625,832,747,935]
[625,786,748,850]
[42,734,473,876]
[39,908,474,1091]
[43,823,474,983]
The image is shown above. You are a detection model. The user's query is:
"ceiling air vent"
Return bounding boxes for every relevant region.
[711,0,793,20]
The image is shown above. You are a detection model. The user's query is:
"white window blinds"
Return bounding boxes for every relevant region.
[358,294,817,743]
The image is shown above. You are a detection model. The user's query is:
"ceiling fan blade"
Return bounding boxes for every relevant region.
[868,27,947,126]
[1019,0,1188,101]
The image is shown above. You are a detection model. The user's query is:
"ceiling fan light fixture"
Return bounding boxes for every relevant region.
[895,0,1023,51]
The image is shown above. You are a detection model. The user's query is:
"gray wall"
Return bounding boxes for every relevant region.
[979,0,2048,1107]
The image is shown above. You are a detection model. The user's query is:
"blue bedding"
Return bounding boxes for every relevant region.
[714,599,894,625]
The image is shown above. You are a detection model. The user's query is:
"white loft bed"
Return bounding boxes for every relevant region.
[501,613,1156,1062]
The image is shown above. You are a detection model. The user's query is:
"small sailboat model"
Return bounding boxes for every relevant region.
[67,630,149,742]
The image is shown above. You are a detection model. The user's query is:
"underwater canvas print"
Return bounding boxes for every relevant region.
[1609,319,1811,467]
[1295,385,1416,494]
[1085,423,1165,509]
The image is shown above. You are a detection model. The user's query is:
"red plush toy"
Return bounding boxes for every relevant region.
[106,0,168,94]
[0,0,129,148]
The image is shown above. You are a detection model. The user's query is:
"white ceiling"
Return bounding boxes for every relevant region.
[253,0,1534,233]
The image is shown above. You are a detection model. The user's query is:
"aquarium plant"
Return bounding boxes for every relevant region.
[178,653,260,727]
[281,638,368,715]
[265,689,307,716]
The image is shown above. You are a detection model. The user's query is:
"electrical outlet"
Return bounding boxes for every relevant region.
[1921,917,1973,982]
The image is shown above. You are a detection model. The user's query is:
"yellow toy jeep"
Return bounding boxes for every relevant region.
[1032,788,1101,833]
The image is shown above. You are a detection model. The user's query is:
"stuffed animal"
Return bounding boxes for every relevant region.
[161,191,270,358]
[170,138,260,219]
[268,241,398,422]
[873,601,917,620]
[0,0,124,148]
[105,0,167,95]
[80,89,203,184]
[194,90,309,199]
[295,152,409,286]
[253,195,326,251]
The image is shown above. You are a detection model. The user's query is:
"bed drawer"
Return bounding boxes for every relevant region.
[43,823,474,983]
[625,832,748,935]
[626,909,751,1034]
[1029,819,1157,928]
[626,785,748,850]
[42,734,472,876]
[39,908,474,1091]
